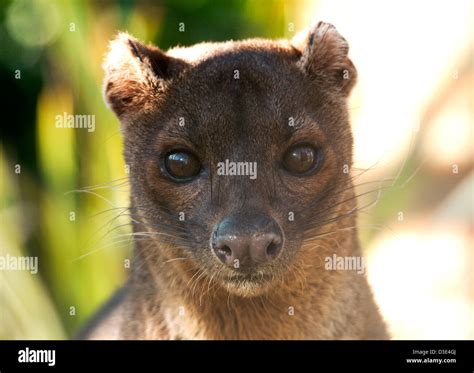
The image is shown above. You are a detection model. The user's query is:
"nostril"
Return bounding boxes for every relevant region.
[217,245,232,258]
[212,215,283,267]
[266,240,281,258]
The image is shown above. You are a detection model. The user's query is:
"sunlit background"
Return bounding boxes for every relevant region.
[1,0,473,339]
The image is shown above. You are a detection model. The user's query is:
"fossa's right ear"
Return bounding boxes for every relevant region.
[103,33,186,118]
[292,22,357,96]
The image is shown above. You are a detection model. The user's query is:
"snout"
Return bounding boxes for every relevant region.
[211,213,283,270]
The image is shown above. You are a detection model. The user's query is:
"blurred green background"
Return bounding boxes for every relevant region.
[1,0,472,339]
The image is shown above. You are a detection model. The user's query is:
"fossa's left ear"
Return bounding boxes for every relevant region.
[292,21,357,96]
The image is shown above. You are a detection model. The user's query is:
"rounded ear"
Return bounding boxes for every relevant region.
[103,33,187,118]
[292,22,357,96]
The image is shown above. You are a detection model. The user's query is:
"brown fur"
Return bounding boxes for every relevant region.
[80,21,389,340]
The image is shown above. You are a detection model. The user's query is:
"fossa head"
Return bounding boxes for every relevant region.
[103,22,357,297]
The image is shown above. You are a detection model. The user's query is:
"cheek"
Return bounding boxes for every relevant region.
[144,159,205,212]
[143,160,217,245]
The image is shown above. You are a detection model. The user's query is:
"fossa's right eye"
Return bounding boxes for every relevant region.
[163,151,201,181]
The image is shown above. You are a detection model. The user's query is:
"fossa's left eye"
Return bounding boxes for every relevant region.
[282,144,322,175]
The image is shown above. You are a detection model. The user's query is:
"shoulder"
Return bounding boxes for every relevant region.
[74,285,128,340]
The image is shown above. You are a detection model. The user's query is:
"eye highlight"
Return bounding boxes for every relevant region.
[282,144,322,175]
[163,151,201,181]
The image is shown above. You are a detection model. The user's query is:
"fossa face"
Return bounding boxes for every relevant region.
[104,22,357,297]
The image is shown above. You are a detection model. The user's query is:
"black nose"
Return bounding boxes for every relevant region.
[212,214,283,268]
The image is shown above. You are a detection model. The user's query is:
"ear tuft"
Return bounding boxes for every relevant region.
[293,22,357,96]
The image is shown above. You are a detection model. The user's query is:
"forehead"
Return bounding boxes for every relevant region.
[187,50,299,105]
[156,45,328,152]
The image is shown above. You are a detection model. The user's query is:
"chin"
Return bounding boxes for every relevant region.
[220,273,275,297]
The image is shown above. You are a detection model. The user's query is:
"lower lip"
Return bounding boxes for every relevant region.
[224,274,269,284]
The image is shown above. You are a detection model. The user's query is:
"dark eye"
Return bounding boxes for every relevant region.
[164,151,201,181]
[282,144,321,175]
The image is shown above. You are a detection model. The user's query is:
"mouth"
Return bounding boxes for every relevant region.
[224,272,271,284]
[220,271,273,297]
